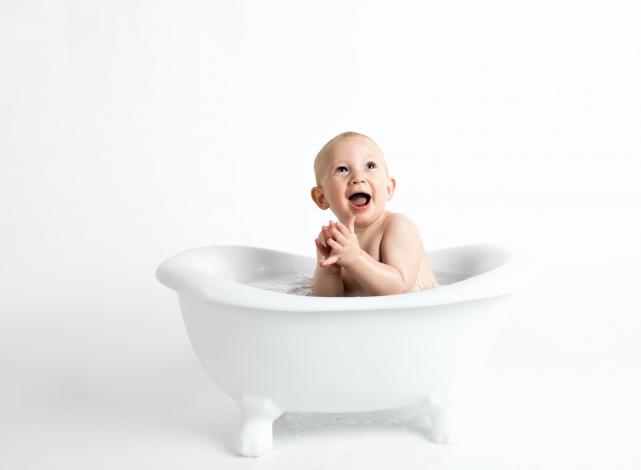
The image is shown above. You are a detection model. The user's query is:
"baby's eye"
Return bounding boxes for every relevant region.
[336,166,348,173]
[367,161,377,169]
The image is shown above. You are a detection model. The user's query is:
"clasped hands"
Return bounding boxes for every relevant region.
[314,215,362,270]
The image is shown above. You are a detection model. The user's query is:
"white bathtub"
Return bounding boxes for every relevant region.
[156,243,518,457]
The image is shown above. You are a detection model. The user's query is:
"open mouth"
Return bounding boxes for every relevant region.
[347,192,371,210]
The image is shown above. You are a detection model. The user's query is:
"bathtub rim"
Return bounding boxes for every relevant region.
[156,243,521,312]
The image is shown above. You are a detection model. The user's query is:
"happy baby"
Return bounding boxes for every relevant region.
[310,131,438,296]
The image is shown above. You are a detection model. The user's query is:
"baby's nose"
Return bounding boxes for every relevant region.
[350,173,366,184]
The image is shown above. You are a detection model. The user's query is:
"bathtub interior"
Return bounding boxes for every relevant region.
[428,244,512,280]
[159,243,512,289]
[157,243,516,312]
[213,245,315,282]
[234,243,512,288]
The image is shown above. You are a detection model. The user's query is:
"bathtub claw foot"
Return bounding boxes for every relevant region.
[415,392,453,444]
[236,419,273,458]
[235,395,282,458]
[431,414,450,444]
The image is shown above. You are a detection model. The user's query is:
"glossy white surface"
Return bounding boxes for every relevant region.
[156,244,518,457]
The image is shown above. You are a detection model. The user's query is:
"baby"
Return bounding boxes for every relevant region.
[310,131,438,296]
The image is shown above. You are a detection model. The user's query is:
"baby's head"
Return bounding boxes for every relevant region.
[311,131,396,228]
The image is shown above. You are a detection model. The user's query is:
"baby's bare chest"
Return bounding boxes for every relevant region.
[359,233,383,261]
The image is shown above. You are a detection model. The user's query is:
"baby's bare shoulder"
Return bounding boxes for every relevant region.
[382,212,420,236]
[379,212,425,276]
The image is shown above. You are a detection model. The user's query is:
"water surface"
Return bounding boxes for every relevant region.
[243,269,468,296]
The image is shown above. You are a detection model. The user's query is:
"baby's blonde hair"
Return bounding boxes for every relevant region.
[313,131,385,185]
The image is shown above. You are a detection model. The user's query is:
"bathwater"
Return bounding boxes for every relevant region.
[244,270,316,296]
[243,269,468,296]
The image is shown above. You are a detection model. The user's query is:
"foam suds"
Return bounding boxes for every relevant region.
[242,269,468,296]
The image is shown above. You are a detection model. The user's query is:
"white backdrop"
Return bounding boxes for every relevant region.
[1,1,640,469]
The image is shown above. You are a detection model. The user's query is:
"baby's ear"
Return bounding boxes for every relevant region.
[386,176,397,200]
[311,186,330,209]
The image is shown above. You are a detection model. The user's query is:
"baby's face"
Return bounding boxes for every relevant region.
[312,136,396,228]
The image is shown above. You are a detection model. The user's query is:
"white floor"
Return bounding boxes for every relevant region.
[3,246,641,470]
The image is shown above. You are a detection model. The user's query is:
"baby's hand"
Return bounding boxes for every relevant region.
[319,215,362,268]
[315,225,332,258]
[315,223,340,272]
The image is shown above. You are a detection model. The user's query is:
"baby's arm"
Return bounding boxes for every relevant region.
[325,214,421,296]
[350,214,421,295]
[310,226,344,296]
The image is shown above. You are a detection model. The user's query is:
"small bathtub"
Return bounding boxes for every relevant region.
[156,243,518,457]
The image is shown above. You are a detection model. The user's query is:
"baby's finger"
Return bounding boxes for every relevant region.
[327,238,343,252]
[321,255,339,267]
[315,238,331,256]
[322,225,331,245]
[318,229,327,247]
[330,224,347,244]
[335,221,351,237]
